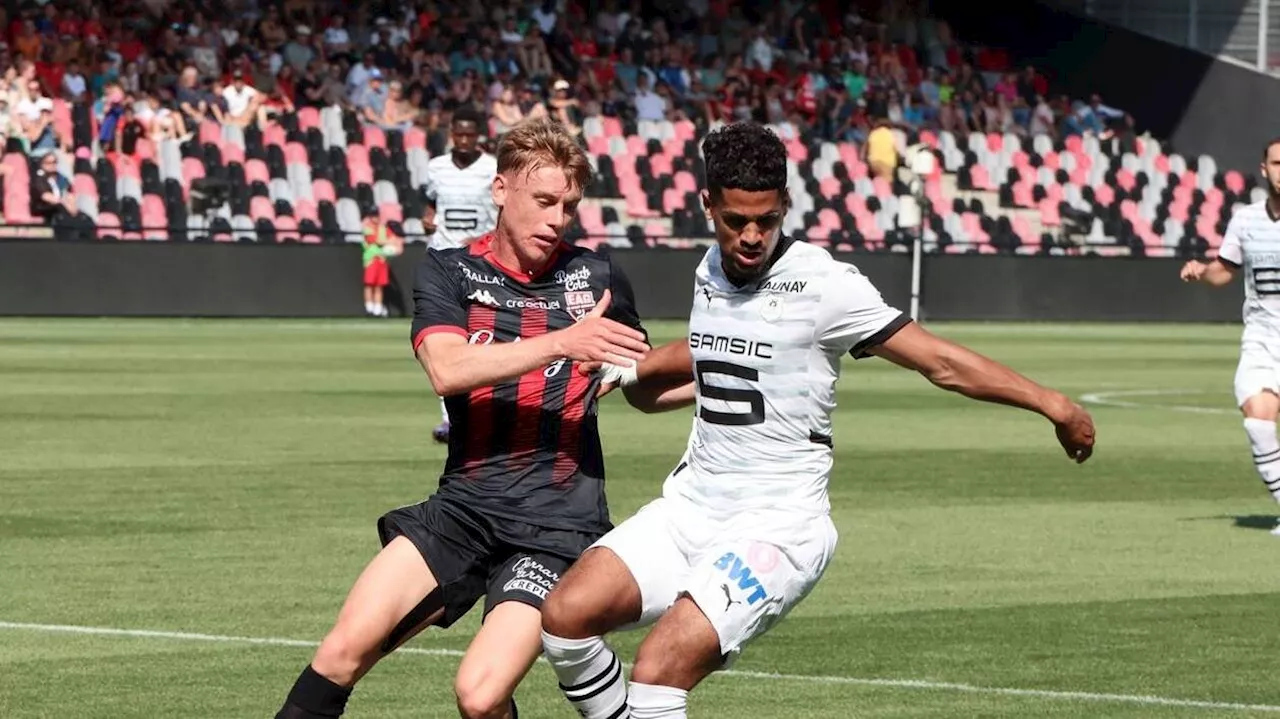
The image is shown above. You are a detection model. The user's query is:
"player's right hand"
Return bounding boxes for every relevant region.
[555,289,649,366]
[1180,260,1208,282]
[423,219,437,235]
[1052,401,1095,464]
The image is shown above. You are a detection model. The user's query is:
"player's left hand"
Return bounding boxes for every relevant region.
[1051,400,1095,463]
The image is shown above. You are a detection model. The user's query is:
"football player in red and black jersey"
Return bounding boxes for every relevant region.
[275,118,679,719]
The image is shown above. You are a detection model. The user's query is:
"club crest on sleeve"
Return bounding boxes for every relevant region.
[565,290,596,320]
[761,295,784,322]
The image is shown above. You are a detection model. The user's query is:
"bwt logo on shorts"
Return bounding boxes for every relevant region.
[713,550,770,605]
[555,266,591,292]
[502,556,561,601]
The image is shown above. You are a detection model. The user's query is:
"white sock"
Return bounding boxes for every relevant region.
[1244,418,1280,501]
[364,301,374,314]
[628,683,687,719]
[542,632,630,719]
[439,396,450,424]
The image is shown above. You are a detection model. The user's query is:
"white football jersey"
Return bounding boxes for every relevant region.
[1219,200,1280,342]
[664,239,908,518]
[424,152,498,250]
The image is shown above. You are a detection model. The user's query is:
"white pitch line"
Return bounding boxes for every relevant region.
[3,621,1278,712]
[1080,389,1237,415]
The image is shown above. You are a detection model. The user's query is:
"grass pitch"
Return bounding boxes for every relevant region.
[2,319,1279,718]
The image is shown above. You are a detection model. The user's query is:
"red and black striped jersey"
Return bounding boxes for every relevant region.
[409,234,647,535]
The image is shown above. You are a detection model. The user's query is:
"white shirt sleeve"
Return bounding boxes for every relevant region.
[816,263,910,358]
[1218,213,1244,267]
[422,162,437,201]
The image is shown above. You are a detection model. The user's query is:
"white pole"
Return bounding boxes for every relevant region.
[909,221,923,322]
[1259,0,1268,72]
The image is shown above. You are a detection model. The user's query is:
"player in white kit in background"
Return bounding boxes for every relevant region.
[422,106,498,443]
[539,121,1097,719]
[1181,138,1280,533]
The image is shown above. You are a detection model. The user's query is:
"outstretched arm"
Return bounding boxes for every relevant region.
[1180,258,1237,287]
[870,323,1095,463]
[621,339,696,413]
[582,339,697,413]
[418,289,648,397]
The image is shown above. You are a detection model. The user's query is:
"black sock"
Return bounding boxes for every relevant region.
[276,664,353,718]
[510,698,519,719]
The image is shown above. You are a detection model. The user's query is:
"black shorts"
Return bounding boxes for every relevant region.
[377,492,600,628]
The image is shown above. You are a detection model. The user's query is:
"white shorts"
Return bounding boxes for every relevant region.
[592,494,838,659]
[1235,340,1280,406]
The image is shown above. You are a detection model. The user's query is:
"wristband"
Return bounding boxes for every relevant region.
[600,361,639,387]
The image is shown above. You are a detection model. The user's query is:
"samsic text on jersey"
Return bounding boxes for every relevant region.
[409,234,647,535]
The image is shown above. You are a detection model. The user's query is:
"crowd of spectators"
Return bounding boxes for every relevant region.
[0,0,1131,231]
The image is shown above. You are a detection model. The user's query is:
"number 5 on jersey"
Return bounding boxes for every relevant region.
[695,360,765,426]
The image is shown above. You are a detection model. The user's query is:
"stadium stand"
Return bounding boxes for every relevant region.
[0,0,1257,258]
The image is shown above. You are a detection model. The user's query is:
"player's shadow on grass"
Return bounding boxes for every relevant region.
[1232,515,1279,531]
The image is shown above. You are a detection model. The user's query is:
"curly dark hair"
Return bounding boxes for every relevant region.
[452,104,484,129]
[701,121,788,202]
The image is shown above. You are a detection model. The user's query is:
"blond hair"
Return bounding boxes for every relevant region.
[496,117,592,192]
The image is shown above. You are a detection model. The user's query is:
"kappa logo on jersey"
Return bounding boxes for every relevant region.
[468,329,495,345]
[506,297,562,310]
[555,265,591,292]
[712,551,768,605]
[564,290,595,320]
[458,263,504,286]
[757,280,808,294]
[467,289,500,308]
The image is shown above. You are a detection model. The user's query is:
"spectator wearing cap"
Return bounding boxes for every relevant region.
[548,79,581,135]
[222,70,260,127]
[282,26,316,74]
[354,69,389,124]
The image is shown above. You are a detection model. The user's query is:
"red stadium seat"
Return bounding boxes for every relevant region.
[1094,183,1115,207]
[294,199,318,223]
[285,142,308,166]
[198,120,221,147]
[363,125,387,150]
[297,107,321,132]
[818,208,841,230]
[377,203,402,223]
[661,187,684,214]
[264,124,287,149]
[245,158,270,185]
[588,135,609,156]
[275,215,300,242]
[673,171,697,194]
[404,127,427,150]
[96,211,120,240]
[1225,170,1246,195]
[673,120,696,143]
[602,117,623,137]
[818,176,841,200]
[222,143,245,165]
[649,153,673,178]
[250,196,274,221]
[644,221,670,237]
[1038,199,1061,227]
[1012,181,1034,207]
[311,179,336,203]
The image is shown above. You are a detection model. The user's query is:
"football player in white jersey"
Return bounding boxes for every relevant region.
[1181,138,1280,533]
[423,106,499,442]
[538,121,1097,719]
